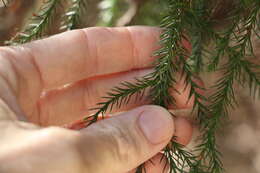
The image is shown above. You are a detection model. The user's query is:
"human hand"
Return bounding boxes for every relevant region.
[0,26,193,173]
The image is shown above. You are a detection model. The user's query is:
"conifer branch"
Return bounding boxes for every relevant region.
[188,0,209,72]
[146,1,206,172]
[86,75,154,124]
[177,38,211,173]
[241,60,260,98]
[150,0,186,107]
[164,141,207,173]
[198,60,239,173]
[190,2,260,172]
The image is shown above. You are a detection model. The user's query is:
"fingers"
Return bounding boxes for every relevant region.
[0,26,199,129]
[36,69,197,126]
[6,26,160,90]
[0,26,194,124]
[0,26,160,120]
[0,106,192,173]
[76,105,174,173]
[0,125,85,173]
[37,69,151,126]
[173,117,193,145]
[127,118,193,173]
[143,154,169,173]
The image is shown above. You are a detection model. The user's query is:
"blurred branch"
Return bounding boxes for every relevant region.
[116,0,147,26]
[9,0,60,45]
[81,0,101,27]
[0,0,35,45]
[0,0,7,7]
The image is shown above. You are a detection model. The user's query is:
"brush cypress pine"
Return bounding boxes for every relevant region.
[4,0,260,172]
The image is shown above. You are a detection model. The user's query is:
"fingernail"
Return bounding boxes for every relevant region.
[138,106,174,144]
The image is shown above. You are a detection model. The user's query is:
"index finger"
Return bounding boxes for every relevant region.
[21,26,161,90]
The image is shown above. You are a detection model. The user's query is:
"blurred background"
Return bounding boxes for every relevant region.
[0,0,260,172]
[0,0,165,45]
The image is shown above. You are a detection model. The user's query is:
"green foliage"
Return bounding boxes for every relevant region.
[5,0,260,172]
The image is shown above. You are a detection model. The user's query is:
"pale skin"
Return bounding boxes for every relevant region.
[0,26,194,173]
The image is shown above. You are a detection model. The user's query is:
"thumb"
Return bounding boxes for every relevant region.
[78,105,174,173]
